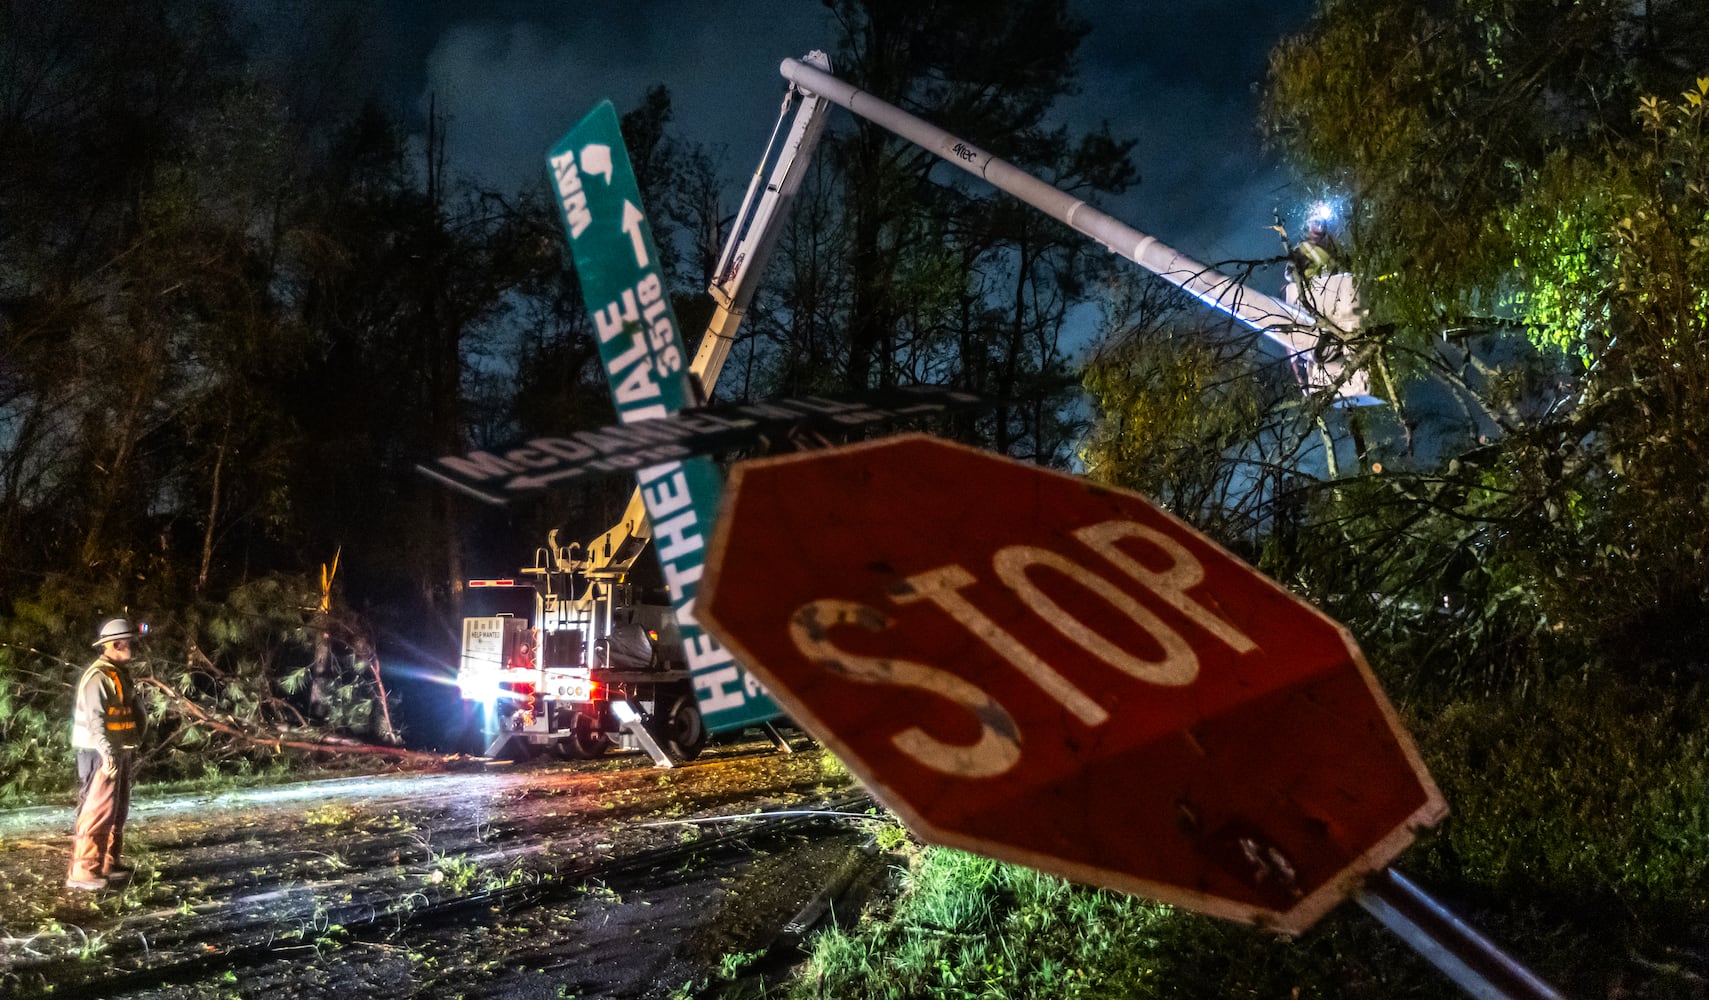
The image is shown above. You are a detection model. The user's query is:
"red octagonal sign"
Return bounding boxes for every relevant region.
[699,434,1446,932]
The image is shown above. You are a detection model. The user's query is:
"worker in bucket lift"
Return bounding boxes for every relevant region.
[67,617,148,891]
[1293,217,1343,281]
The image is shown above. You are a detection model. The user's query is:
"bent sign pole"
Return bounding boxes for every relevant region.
[545,102,779,734]
[697,435,1562,996]
[1357,869,1566,1000]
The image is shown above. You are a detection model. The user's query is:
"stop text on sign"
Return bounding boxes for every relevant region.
[789,518,1260,779]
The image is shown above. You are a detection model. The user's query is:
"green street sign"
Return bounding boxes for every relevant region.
[546,100,782,733]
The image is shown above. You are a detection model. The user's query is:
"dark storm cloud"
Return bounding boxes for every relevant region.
[409,1,838,194]
[345,0,1318,280]
[1067,0,1317,265]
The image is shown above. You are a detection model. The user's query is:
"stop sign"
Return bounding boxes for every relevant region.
[698,434,1446,932]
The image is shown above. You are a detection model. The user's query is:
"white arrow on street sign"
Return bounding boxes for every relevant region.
[621,201,649,267]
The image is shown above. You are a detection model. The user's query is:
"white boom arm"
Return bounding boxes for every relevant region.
[693,51,835,392]
[569,49,1372,596]
[778,57,1374,403]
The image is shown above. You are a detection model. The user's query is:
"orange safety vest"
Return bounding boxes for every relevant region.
[71,659,142,752]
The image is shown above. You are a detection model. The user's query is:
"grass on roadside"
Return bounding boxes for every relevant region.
[794,845,1175,1000]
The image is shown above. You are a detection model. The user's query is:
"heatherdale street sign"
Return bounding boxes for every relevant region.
[539,100,775,732]
[434,101,983,733]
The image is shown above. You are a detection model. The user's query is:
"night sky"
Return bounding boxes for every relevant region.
[241,0,1320,288]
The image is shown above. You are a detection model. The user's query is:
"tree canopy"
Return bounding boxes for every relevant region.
[1075,0,1709,697]
[732,0,1139,462]
[0,0,1144,783]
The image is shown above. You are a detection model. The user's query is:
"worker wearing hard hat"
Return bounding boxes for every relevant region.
[67,617,147,891]
[1293,218,1343,281]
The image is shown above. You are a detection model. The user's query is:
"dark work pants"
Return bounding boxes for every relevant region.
[70,748,132,880]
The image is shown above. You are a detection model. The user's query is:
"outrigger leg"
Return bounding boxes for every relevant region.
[762,721,795,753]
[612,698,676,768]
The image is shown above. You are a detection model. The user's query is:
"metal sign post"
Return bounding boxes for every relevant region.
[1358,868,1568,1000]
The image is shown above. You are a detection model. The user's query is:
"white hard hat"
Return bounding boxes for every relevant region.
[92,618,139,647]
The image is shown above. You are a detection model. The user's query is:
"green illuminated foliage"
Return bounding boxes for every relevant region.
[1263,0,1709,675]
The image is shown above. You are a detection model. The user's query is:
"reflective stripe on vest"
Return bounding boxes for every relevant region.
[105,669,135,726]
[102,666,139,736]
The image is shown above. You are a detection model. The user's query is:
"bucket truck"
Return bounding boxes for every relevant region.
[453,51,1372,763]
[455,54,836,763]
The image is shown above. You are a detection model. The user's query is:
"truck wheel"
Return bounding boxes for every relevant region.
[654,692,707,761]
[564,713,612,759]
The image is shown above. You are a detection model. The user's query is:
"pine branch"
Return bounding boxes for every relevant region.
[137,676,444,764]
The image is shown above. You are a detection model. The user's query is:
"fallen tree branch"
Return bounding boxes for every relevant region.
[185,641,314,731]
[138,676,446,764]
